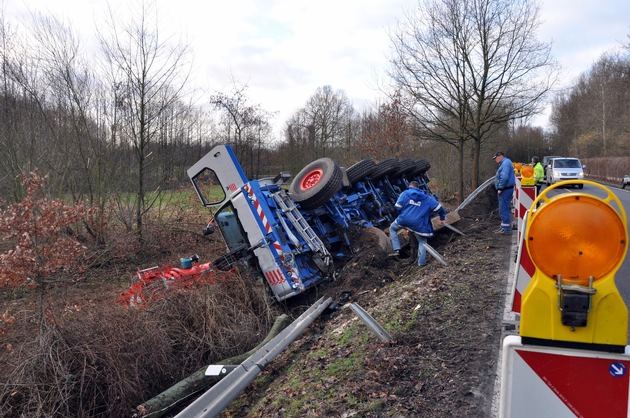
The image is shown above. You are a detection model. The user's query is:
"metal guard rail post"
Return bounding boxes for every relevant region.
[175,296,334,418]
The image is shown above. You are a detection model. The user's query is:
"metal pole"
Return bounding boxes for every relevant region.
[175,296,333,418]
[349,303,393,342]
[424,243,449,266]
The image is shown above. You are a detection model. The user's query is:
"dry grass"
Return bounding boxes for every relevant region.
[0,271,276,417]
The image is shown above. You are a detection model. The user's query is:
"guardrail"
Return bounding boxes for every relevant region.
[175,296,333,418]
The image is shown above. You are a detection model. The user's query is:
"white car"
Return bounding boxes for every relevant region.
[545,158,585,188]
[622,175,630,189]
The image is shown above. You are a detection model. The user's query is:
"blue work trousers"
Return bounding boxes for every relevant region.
[390,220,429,266]
[498,188,514,231]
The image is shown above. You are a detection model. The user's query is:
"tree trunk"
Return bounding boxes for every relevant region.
[457,138,465,203]
[471,135,481,191]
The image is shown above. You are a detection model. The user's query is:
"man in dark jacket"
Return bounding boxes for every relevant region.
[388,181,447,267]
[493,151,516,234]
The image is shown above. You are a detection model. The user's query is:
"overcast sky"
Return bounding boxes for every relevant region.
[6,0,630,137]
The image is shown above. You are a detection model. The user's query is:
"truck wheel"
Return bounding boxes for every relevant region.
[369,158,400,180]
[346,159,376,184]
[410,159,431,176]
[289,158,343,209]
[394,158,416,178]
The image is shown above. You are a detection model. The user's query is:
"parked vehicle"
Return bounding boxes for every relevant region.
[186,144,456,302]
[541,155,562,166]
[541,155,562,177]
[622,175,630,189]
[545,157,585,188]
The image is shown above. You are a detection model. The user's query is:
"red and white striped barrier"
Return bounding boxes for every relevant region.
[511,210,535,313]
[516,185,536,243]
[500,335,630,417]
[510,181,537,313]
[512,176,521,228]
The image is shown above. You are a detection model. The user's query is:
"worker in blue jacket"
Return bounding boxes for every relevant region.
[388,181,447,267]
[493,151,516,234]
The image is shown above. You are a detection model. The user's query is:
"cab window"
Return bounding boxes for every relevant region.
[214,203,248,251]
[191,168,226,206]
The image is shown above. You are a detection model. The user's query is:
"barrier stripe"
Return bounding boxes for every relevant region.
[243,183,272,233]
[264,269,286,286]
[500,335,630,418]
[513,177,521,221]
[511,183,536,314]
[512,214,536,313]
[517,186,536,243]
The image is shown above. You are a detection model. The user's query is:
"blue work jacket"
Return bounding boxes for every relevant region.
[394,188,447,237]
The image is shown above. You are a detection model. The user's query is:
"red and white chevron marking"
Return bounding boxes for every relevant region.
[500,335,630,418]
[264,269,286,286]
[511,211,536,313]
[243,183,272,234]
[513,176,521,221]
[517,185,536,243]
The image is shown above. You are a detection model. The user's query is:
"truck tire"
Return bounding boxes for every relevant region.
[289,158,343,210]
[410,159,431,176]
[369,158,400,181]
[346,159,376,184]
[394,158,416,177]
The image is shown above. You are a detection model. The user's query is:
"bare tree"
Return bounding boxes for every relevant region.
[0,9,24,201]
[282,85,355,167]
[358,91,414,160]
[388,0,558,200]
[303,85,355,159]
[210,80,275,177]
[282,110,315,174]
[550,53,630,158]
[98,0,191,250]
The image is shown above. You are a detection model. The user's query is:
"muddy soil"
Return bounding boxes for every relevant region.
[219,186,513,417]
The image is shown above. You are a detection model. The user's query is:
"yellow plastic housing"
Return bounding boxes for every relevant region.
[520,165,536,185]
[520,180,629,345]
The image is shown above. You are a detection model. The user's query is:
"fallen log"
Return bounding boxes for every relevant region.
[134,314,291,418]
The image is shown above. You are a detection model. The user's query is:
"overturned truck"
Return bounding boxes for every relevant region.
[187,144,458,302]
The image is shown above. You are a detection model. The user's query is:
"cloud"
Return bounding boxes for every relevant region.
[7,0,630,134]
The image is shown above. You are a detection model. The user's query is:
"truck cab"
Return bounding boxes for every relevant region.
[188,145,334,301]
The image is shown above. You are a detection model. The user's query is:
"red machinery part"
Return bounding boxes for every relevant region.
[119,259,233,308]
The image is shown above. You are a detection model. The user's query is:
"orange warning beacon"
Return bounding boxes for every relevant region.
[520,180,628,349]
